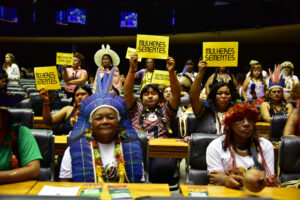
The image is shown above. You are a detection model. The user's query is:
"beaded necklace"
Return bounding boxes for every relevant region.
[70,108,80,127]
[91,136,128,183]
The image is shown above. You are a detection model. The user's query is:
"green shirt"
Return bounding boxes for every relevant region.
[0,125,42,170]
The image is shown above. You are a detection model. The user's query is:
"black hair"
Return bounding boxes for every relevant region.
[0,70,8,93]
[71,84,93,106]
[111,85,120,96]
[102,54,113,66]
[139,84,162,102]
[207,82,237,112]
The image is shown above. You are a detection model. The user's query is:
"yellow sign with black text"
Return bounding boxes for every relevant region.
[203,42,238,67]
[34,66,61,90]
[136,34,169,59]
[125,47,142,62]
[56,52,73,66]
[152,70,170,86]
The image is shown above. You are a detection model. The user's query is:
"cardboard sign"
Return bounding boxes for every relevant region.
[136,34,169,59]
[125,47,142,62]
[34,66,61,90]
[203,42,238,67]
[152,70,170,86]
[56,52,73,66]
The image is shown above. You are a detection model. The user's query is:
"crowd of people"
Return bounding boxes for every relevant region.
[0,46,299,191]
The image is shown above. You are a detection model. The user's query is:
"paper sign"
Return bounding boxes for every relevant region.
[56,52,73,66]
[108,185,132,199]
[203,42,238,67]
[152,70,170,86]
[34,66,61,90]
[136,34,169,59]
[187,186,209,197]
[38,185,80,196]
[126,47,142,62]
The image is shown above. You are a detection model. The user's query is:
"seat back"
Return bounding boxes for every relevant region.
[8,108,34,128]
[279,136,300,183]
[270,115,289,141]
[187,133,220,185]
[13,99,31,109]
[30,129,55,181]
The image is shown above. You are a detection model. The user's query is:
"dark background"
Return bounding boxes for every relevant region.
[0,0,300,82]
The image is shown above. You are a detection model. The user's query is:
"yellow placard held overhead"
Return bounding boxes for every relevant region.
[56,52,73,66]
[152,70,170,86]
[125,47,142,62]
[136,34,169,60]
[203,42,238,67]
[34,66,61,90]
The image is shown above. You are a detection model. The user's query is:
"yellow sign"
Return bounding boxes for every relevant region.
[125,47,142,62]
[203,42,238,67]
[152,70,170,86]
[34,66,61,90]
[56,52,73,66]
[136,34,169,59]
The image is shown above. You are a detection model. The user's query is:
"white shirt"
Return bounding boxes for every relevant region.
[59,141,116,179]
[206,135,275,176]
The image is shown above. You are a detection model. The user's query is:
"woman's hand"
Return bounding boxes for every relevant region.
[39,88,50,104]
[198,60,207,74]
[166,56,176,72]
[209,171,243,189]
[129,54,138,72]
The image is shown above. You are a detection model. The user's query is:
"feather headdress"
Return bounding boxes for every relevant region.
[69,67,143,183]
[268,64,284,91]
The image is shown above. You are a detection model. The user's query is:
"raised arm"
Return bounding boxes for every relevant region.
[283,108,300,136]
[62,65,69,82]
[39,88,53,124]
[167,56,181,110]
[190,60,207,116]
[260,102,271,123]
[124,54,138,109]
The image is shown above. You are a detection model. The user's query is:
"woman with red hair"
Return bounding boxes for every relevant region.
[206,103,278,189]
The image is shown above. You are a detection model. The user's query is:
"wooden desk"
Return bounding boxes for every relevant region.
[34,116,51,129]
[28,181,171,199]
[180,185,300,200]
[148,139,189,159]
[55,135,68,156]
[0,180,37,195]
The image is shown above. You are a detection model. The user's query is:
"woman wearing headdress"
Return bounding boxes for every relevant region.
[190,60,237,135]
[242,62,267,103]
[63,52,88,99]
[0,94,42,184]
[93,44,121,94]
[280,61,299,100]
[260,65,293,123]
[39,84,92,135]
[207,103,279,189]
[59,69,143,182]
[2,53,20,87]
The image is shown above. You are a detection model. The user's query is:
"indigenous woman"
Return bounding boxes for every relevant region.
[124,54,181,184]
[63,52,88,98]
[60,70,143,182]
[242,63,267,103]
[190,61,236,135]
[39,84,92,135]
[93,44,121,94]
[280,61,299,100]
[0,94,42,184]
[260,65,293,123]
[207,103,279,189]
[2,53,20,87]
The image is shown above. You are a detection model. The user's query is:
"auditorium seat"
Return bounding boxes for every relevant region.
[13,99,31,109]
[279,136,300,183]
[8,108,34,129]
[186,133,220,185]
[270,115,289,141]
[30,129,55,181]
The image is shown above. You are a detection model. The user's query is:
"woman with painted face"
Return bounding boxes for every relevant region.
[124,54,181,139]
[93,45,121,94]
[207,103,279,189]
[63,52,88,98]
[59,71,143,183]
[260,65,293,123]
[190,60,236,135]
[39,84,92,134]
